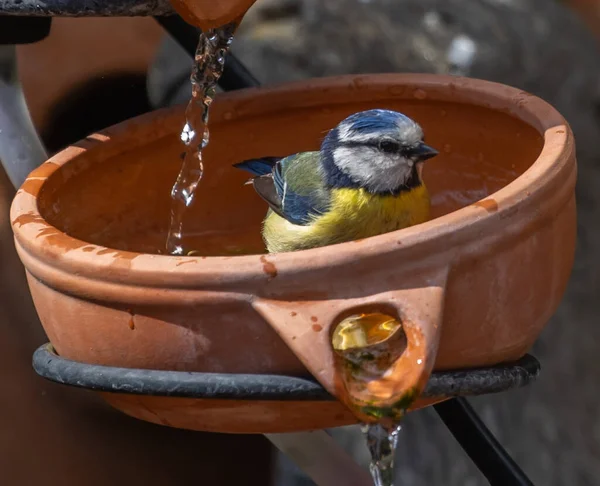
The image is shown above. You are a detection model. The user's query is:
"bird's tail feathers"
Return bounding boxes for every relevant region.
[233,156,281,176]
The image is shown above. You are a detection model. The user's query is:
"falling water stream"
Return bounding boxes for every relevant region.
[363,422,403,486]
[166,22,237,255]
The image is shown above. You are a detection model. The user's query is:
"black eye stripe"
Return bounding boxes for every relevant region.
[338,141,378,149]
[339,140,414,153]
[378,140,400,153]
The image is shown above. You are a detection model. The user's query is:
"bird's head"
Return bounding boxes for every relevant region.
[320,109,438,194]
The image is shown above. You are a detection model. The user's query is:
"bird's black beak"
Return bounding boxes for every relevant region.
[410,143,439,162]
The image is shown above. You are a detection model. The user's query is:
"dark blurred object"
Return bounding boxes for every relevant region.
[0,0,173,16]
[0,16,51,44]
[40,73,151,153]
[17,18,162,138]
[147,25,193,107]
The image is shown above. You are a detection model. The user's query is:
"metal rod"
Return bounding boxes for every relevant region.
[434,398,535,486]
[0,45,48,189]
[154,14,261,91]
[32,344,541,401]
[0,0,174,17]
[266,431,373,486]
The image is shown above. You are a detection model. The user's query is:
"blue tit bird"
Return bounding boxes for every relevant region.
[234,109,439,253]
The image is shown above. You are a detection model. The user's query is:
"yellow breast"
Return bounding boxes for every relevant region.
[262,184,430,253]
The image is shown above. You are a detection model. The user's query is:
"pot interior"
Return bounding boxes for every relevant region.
[37,98,543,256]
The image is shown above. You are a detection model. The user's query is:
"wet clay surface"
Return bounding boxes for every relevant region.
[100,393,446,434]
[38,101,542,256]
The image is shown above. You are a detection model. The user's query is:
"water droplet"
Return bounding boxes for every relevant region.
[443,144,452,154]
[388,85,405,96]
[413,89,427,100]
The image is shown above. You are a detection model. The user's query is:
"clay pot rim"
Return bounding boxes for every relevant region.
[11,73,573,288]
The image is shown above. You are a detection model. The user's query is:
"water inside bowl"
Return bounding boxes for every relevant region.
[38,100,543,256]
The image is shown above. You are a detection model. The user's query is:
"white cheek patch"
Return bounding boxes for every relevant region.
[333,146,373,181]
[333,146,414,193]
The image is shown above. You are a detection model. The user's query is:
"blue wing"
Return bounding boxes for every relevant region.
[234,152,330,226]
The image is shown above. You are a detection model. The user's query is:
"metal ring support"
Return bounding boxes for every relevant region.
[33,343,540,401]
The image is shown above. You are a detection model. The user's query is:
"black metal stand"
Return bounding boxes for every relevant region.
[434,398,535,486]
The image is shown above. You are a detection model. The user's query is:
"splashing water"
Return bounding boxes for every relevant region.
[362,422,403,486]
[166,23,237,255]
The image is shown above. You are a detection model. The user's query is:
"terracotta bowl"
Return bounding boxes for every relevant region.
[11,74,576,433]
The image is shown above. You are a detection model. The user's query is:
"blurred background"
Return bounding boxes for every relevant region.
[2,0,600,484]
